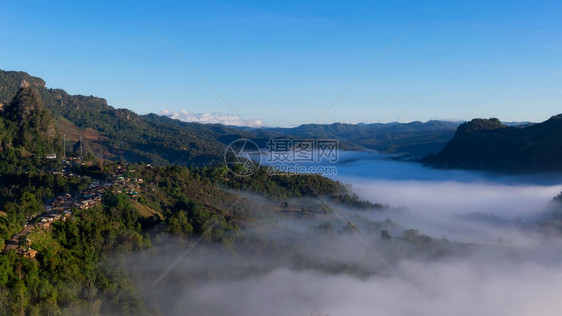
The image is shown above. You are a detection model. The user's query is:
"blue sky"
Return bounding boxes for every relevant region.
[1,0,561,126]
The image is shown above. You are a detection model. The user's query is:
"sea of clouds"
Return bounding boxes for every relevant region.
[127,152,562,316]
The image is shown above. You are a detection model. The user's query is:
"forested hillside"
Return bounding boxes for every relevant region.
[0,150,377,314]
[0,70,264,166]
[0,86,62,174]
[425,115,562,173]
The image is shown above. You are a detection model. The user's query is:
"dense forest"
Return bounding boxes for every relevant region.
[0,87,62,174]
[424,116,562,172]
[0,148,395,314]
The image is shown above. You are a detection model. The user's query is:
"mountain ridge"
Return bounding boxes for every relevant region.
[424,115,562,173]
[0,69,477,164]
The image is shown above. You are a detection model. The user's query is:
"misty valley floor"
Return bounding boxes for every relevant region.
[128,153,562,316]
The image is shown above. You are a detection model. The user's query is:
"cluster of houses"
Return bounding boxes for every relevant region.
[112,166,144,199]
[49,158,88,177]
[73,183,107,210]
[114,177,142,199]
[4,161,148,259]
[37,211,73,229]
[50,193,71,208]
[12,207,76,257]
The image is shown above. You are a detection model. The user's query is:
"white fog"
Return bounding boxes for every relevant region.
[124,152,562,316]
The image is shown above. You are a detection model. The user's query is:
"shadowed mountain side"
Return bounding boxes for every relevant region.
[424,115,562,173]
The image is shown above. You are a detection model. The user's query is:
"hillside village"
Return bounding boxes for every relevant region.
[1,158,145,258]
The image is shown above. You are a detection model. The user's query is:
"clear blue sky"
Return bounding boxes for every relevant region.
[1,0,561,126]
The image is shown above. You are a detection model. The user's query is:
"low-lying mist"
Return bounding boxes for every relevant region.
[125,153,562,316]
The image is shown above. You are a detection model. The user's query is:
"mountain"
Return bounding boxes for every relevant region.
[0,86,61,173]
[424,115,562,173]
[0,70,460,166]
[0,70,270,166]
[261,120,460,158]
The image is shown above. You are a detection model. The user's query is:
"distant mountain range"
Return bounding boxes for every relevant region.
[0,70,463,166]
[261,120,460,158]
[5,69,557,174]
[424,116,562,173]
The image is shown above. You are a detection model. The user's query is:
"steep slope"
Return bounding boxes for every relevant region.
[0,70,46,108]
[425,115,562,173]
[0,87,60,159]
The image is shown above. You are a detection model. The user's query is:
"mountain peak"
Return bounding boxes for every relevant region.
[456,118,506,134]
[1,87,59,156]
[4,87,45,124]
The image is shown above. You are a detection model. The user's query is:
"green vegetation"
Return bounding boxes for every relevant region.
[0,153,377,314]
[0,87,62,174]
[0,197,150,315]
[455,118,506,133]
[425,115,562,172]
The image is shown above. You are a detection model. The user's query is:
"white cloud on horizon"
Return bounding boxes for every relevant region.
[160,110,264,128]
